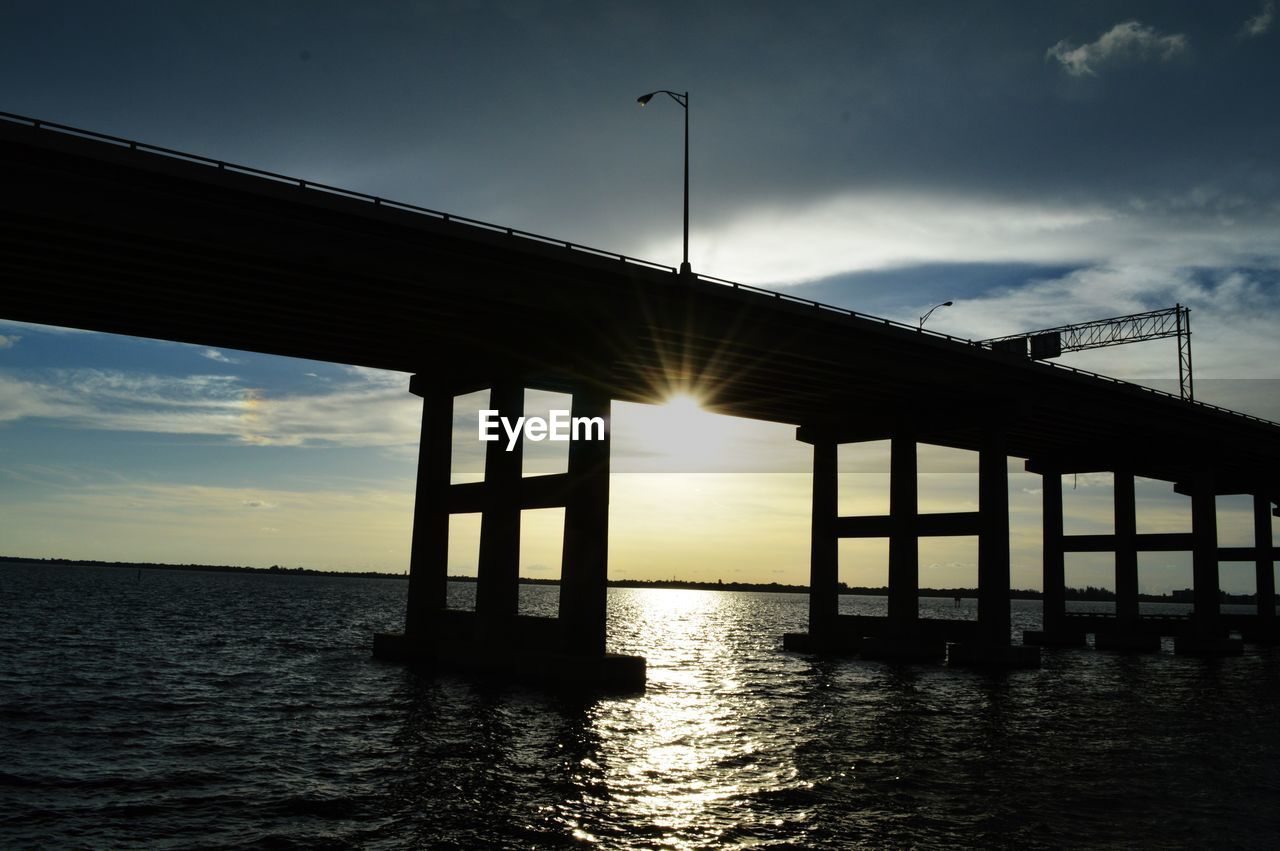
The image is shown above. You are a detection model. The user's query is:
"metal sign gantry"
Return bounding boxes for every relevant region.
[982,305,1194,400]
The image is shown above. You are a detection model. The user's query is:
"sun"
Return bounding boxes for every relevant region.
[662,392,705,421]
[619,392,736,471]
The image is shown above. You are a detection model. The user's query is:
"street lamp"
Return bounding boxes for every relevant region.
[919,301,953,329]
[637,89,691,276]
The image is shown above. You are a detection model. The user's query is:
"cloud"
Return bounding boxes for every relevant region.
[657,187,1279,288]
[1241,0,1275,37]
[1047,21,1188,77]
[0,374,88,423]
[340,364,407,388]
[0,334,19,349]
[0,366,421,447]
[200,348,240,364]
[931,264,1280,418]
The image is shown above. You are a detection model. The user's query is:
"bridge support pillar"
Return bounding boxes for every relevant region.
[808,439,840,644]
[951,426,1039,667]
[476,381,524,622]
[1176,471,1241,655]
[1024,466,1085,647]
[1095,470,1159,652]
[787,426,1018,662]
[862,431,948,662]
[558,388,611,657]
[977,427,1011,645]
[374,376,644,690]
[1247,492,1278,643]
[886,432,919,627]
[783,433,861,654]
[1255,493,1276,620]
[404,385,453,638]
[1114,470,1140,623]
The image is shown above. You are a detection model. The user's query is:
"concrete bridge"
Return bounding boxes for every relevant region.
[3,112,1278,688]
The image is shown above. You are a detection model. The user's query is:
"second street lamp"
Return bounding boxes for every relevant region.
[637,89,691,276]
[919,301,953,329]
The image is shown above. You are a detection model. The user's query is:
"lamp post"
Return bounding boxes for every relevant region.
[919,301,953,329]
[637,89,690,276]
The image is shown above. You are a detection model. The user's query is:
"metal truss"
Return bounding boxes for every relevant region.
[982,305,1194,400]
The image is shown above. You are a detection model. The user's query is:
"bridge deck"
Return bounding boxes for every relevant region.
[3,112,1279,490]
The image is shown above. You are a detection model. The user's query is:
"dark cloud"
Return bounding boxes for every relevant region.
[1,1,1276,272]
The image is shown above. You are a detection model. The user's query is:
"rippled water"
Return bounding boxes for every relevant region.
[3,562,1280,848]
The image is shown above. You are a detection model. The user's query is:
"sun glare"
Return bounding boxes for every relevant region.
[663,392,704,419]
[624,392,735,471]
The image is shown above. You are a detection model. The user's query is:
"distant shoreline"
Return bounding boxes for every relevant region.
[0,555,407,581]
[1,556,1269,603]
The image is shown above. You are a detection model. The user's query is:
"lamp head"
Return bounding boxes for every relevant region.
[943,301,953,307]
[636,92,656,106]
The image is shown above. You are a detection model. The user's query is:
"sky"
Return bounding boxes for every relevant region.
[1,1,1278,593]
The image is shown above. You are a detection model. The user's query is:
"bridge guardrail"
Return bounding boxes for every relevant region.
[3,110,1276,430]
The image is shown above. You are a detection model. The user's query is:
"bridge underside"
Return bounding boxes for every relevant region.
[3,116,1279,681]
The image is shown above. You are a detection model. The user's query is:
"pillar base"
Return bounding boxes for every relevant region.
[1172,635,1244,657]
[1242,625,1280,645]
[373,628,646,693]
[1094,632,1162,653]
[860,636,947,663]
[782,631,862,655]
[947,642,1041,669]
[1022,629,1087,647]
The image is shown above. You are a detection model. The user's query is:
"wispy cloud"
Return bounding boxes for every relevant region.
[0,367,420,447]
[0,334,19,349]
[200,348,240,364]
[1241,0,1276,38]
[657,188,1278,287]
[0,374,89,423]
[1047,21,1188,77]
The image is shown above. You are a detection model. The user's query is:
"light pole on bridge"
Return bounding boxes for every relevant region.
[637,89,691,276]
[919,301,953,329]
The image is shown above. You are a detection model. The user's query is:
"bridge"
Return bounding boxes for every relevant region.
[3,112,1278,687]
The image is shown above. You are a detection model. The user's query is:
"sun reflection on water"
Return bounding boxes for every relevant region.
[580,588,812,847]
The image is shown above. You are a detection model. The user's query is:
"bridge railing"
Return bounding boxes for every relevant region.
[0,110,675,275]
[4,110,1276,430]
[691,271,1279,428]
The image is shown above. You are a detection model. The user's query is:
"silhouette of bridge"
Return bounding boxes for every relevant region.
[3,112,1277,687]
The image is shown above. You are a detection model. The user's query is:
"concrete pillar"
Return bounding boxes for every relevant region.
[887,433,919,626]
[476,382,523,618]
[1114,470,1139,625]
[1174,473,1244,655]
[810,439,839,639]
[1190,472,1220,635]
[977,428,1011,645]
[559,389,611,656]
[1041,467,1066,634]
[405,386,453,637]
[1256,493,1276,621]
[954,430,1041,666]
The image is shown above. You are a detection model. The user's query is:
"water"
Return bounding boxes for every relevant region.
[3,562,1280,849]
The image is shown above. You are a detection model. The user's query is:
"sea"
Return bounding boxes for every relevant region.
[2,561,1279,849]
